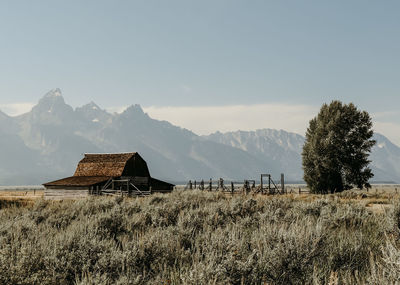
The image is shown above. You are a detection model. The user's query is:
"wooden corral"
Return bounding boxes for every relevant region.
[185,174,286,195]
[43,153,174,200]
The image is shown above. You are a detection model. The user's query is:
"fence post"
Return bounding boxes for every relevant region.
[218,178,224,191]
[268,175,271,193]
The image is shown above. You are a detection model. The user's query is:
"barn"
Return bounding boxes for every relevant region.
[43,152,175,200]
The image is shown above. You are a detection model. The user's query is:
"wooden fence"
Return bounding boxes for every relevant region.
[184,174,288,195]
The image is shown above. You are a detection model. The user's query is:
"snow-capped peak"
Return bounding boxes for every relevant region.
[44,88,62,98]
[34,88,69,114]
[37,88,66,108]
[79,101,101,111]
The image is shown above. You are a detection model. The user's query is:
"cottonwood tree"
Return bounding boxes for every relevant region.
[302,101,376,193]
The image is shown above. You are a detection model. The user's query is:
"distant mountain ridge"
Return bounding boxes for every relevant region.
[205,130,400,184]
[0,89,399,185]
[0,89,272,184]
[204,129,305,180]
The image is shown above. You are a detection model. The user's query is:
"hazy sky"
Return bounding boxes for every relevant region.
[0,1,399,142]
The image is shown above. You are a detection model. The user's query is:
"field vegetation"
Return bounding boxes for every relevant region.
[0,190,400,284]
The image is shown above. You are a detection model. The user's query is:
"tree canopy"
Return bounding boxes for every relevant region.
[302,101,376,193]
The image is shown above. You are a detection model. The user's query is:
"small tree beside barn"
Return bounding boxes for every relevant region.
[43,152,174,199]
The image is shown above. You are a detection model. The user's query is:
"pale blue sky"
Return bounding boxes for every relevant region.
[0,1,399,141]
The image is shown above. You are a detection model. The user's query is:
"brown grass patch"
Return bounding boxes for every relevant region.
[0,190,43,201]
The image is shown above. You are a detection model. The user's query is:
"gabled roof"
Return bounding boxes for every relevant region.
[43,176,110,187]
[74,153,137,177]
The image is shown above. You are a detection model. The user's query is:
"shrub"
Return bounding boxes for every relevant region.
[0,191,398,284]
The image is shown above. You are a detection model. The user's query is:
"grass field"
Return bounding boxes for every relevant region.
[0,188,400,284]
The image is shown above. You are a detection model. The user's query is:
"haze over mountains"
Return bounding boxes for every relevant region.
[0,89,399,185]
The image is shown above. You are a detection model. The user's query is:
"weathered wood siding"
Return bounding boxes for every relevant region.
[44,189,89,200]
[150,178,175,192]
[122,154,151,177]
[130,176,150,185]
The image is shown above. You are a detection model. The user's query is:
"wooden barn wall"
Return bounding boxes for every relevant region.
[44,189,89,200]
[123,154,151,177]
[130,176,150,185]
[46,186,89,190]
[132,176,150,191]
[151,179,174,191]
[111,176,150,191]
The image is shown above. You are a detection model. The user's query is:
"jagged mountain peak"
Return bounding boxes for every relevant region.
[119,104,148,119]
[207,128,304,152]
[205,128,305,180]
[26,89,74,126]
[373,133,400,154]
[255,128,301,136]
[87,101,99,108]
[42,88,63,100]
[75,101,112,126]
[124,104,144,113]
[209,128,301,137]
[217,128,302,138]
[77,101,102,111]
[36,88,68,109]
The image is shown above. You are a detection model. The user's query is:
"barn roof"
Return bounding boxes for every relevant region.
[150,177,175,187]
[43,176,110,187]
[74,152,137,177]
[43,152,157,188]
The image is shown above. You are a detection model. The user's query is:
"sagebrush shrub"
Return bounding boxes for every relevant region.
[0,190,399,284]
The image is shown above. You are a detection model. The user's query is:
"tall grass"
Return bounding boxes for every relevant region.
[0,191,399,284]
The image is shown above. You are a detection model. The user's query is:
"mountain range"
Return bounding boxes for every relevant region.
[0,89,399,185]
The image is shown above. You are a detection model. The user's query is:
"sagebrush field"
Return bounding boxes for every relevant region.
[1,190,400,284]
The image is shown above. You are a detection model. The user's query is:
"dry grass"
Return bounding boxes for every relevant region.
[1,187,399,214]
[0,190,43,200]
[0,189,399,284]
